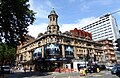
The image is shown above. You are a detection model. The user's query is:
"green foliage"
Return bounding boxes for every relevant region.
[0,43,16,65]
[0,0,35,46]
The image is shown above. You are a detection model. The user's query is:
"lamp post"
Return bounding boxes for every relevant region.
[85,49,90,66]
[84,54,87,68]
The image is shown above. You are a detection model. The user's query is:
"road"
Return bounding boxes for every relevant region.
[2,70,120,78]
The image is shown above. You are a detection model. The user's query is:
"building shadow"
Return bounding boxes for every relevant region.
[116,75,120,78]
[3,71,52,78]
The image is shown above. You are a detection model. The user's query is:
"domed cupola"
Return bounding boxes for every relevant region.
[49,9,57,15]
[47,8,60,34]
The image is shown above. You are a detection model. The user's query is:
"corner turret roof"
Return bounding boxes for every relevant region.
[50,8,57,15]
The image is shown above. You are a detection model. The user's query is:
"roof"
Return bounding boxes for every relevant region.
[50,8,57,15]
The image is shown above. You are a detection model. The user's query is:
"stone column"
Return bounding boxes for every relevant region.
[62,45,65,58]
[30,51,33,60]
[42,46,44,58]
[73,46,77,59]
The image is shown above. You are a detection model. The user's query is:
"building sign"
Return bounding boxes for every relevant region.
[33,47,42,60]
[44,44,62,57]
[65,45,74,58]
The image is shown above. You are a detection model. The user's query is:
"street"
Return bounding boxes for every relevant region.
[2,70,120,78]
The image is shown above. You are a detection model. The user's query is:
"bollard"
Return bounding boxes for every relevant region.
[97,68,100,73]
[80,69,86,76]
[82,69,85,75]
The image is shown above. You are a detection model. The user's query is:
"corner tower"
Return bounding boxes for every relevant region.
[47,8,61,34]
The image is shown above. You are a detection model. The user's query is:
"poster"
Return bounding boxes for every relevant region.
[33,47,42,60]
[65,45,74,58]
[44,44,62,57]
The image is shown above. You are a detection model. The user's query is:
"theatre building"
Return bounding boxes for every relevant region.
[16,9,105,72]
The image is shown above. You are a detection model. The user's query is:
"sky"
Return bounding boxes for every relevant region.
[28,0,120,38]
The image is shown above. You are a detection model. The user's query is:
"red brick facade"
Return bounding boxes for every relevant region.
[70,28,92,40]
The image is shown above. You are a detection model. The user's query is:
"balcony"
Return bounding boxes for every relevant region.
[113,43,117,46]
[76,51,83,55]
[104,47,107,49]
[107,52,111,55]
[95,46,103,50]
[111,52,115,55]
[110,57,116,60]
[86,46,92,48]
[114,46,118,50]
[109,47,114,50]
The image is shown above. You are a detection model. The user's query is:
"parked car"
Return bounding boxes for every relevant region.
[99,65,106,70]
[77,64,86,71]
[1,65,11,74]
[111,66,120,76]
[87,66,94,73]
[106,65,114,71]
[86,64,100,73]
[114,64,120,67]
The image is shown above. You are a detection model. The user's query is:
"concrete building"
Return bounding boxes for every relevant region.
[16,9,105,72]
[98,39,117,65]
[81,14,120,42]
[81,14,120,63]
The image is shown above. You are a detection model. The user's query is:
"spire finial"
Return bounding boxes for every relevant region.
[50,7,57,15]
[52,7,54,10]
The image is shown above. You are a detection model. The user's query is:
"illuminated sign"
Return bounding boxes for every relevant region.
[44,44,62,57]
[65,45,74,58]
[33,47,42,60]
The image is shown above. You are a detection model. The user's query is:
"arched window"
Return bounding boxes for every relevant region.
[50,17,52,21]
[53,17,55,21]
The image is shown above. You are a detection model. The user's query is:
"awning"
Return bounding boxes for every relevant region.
[57,58,68,61]
[45,58,57,61]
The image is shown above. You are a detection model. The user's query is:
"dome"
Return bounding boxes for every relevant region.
[50,8,57,15]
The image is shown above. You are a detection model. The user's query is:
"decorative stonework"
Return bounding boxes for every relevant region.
[16,9,106,71]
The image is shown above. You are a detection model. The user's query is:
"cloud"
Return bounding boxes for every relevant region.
[28,16,98,38]
[80,5,90,12]
[46,0,53,8]
[60,16,98,32]
[28,23,48,38]
[34,6,48,19]
[29,0,54,19]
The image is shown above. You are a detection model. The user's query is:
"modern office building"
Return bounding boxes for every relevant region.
[81,14,120,42]
[16,9,105,72]
[81,14,120,63]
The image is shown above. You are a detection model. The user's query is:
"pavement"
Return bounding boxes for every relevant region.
[1,70,120,78]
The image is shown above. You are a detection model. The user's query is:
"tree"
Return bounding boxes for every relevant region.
[0,0,35,66]
[0,0,35,46]
[0,44,16,66]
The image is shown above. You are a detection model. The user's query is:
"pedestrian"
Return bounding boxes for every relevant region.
[30,67,32,72]
[24,67,26,73]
